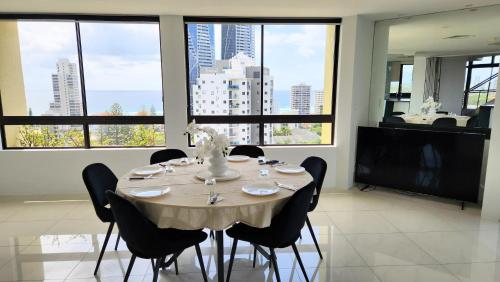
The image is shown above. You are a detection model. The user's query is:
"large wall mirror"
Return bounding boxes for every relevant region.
[370,5,499,130]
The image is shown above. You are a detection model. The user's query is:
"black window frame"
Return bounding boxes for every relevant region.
[0,14,165,150]
[463,55,499,110]
[183,17,341,146]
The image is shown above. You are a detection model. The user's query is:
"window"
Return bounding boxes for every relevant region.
[185,17,340,145]
[0,16,164,149]
[464,55,499,110]
[389,63,413,98]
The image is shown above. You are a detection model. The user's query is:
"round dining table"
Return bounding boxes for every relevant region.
[117,158,313,282]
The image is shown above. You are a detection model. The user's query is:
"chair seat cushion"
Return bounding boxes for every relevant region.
[129,229,207,259]
[226,223,296,248]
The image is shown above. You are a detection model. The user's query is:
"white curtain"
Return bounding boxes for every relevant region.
[424,57,442,101]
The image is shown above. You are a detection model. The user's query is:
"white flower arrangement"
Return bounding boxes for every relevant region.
[185,120,229,163]
[420,97,441,115]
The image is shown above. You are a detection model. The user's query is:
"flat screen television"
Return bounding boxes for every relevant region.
[355,126,485,203]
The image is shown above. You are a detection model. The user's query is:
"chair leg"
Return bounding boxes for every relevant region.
[114,232,120,250]
[124,254,136,282]
[291,243,309,282]
[174,258,179,275]
[152,258,161,282]
[94,222,114,276]
[195,244,208,282]
[269,248,281,282]
[306,216,323,259]
[210,230,214,239]
[226,239,238,282]
[252,245,257,268]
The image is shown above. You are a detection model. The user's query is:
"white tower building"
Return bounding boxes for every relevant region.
[192,52,273,145]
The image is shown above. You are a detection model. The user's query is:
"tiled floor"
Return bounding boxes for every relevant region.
[1,188,499,281]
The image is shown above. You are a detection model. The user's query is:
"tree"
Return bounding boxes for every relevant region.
[109,102,123,116]
[273,125,292,136]
[64,129,84,147]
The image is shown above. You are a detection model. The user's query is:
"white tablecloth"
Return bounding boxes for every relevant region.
[117,160,313,231]
[399,114,470,127]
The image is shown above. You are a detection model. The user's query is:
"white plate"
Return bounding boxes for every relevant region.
[128,187,170,198]
[275,165,305,174]
[242,183,280,196]
[195,169,241,181]
[131,165,164,176]
[168,157,195,166]
[227,155,250,162]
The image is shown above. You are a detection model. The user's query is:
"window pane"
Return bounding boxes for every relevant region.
[187,23,262,116]
[495,55,499,64]
[401,65,413,93]
[472,56,493,65]
[263,25,335,115]
[265,123,331,145]
[80,22,163,116]
[0,20,82,116]
[89,124,165,147]
[4,125,84,148]
[191,123,260,145]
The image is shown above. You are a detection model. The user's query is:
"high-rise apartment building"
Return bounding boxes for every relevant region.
[221,24,255,61]
[290,83,311,115]
[315,90,324,114]
[187,24,215,84]
[47,59,82,116]
[191,52,273,144]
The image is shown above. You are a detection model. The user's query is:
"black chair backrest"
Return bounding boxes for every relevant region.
[300,156,327,211]
[432,117,457,127]
[466,115,479,128]
[106,191,163,255]
[391,111,405,116]
[82,163,118,222]
[436,111,449,115]
[229,145,264,158]
[150,149,188,165]
[269,182,315,247]
[383,116,406,123]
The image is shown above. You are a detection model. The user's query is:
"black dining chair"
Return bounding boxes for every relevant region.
[106,191,208,282]
[229,145,264,158]
[300,156,327,259]
[82,163,121,275]
[432,117,457,127]
[383,116,406,124]
[467,115,480,128]
[150,149,188,165]
[225,182,316,282]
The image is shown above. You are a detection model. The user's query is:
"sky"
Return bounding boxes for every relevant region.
[16,21,331,114]
[211,24,328,91]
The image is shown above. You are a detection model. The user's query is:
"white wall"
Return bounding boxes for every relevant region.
[480,72,500,219]
[0,15,374,196]
[438,56,467,114]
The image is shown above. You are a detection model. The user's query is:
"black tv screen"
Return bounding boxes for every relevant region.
[355,126,485,203]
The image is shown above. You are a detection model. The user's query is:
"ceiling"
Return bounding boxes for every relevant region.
[0,0,500,20]
[388,5,500,57]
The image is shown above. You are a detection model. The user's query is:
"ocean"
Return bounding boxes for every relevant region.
[27,89,296,116]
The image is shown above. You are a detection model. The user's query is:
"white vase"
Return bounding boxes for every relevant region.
[208,149,228,177]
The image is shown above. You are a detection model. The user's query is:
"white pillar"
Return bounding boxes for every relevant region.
[368,22,390,126]
[408,55,427,114]
[481,70,500,219]
[334,15,374,190]
[159,16,189,152]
